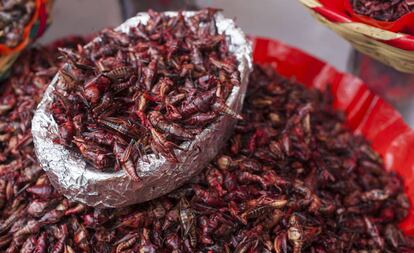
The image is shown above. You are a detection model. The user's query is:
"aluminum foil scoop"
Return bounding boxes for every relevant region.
[32,11,252,208]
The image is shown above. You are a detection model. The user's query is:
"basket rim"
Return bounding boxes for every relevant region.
[252,36,414,233]
[299,0,414,51]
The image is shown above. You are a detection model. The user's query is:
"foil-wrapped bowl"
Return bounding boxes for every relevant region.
[32,11,253,208]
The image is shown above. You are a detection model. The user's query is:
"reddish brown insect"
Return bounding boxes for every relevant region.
[48,10,242,179]
[0,35,413,253]
[20,235,36,253]
[113,141,141,182]
[0,0,36,47]
[148,111,193,140]
[352,0,414,21]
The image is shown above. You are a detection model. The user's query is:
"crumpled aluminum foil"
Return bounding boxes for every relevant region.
[32,11,252,208]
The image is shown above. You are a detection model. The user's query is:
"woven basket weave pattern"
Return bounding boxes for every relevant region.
[300,0,414,73]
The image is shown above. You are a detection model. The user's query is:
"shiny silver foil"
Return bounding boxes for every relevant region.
[32,11,252,208]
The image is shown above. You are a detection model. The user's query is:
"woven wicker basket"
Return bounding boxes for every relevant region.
[0,0,54,80]
[299,0,414,74]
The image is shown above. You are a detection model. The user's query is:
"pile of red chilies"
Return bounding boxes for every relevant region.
[0,37,413,252]
[352,0,414,21]
[50,9,241,181]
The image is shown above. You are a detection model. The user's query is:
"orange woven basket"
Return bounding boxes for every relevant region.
[0,0,54,80]
[299,0,414,74]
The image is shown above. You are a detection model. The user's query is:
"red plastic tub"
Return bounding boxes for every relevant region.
[252,36,414,235]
